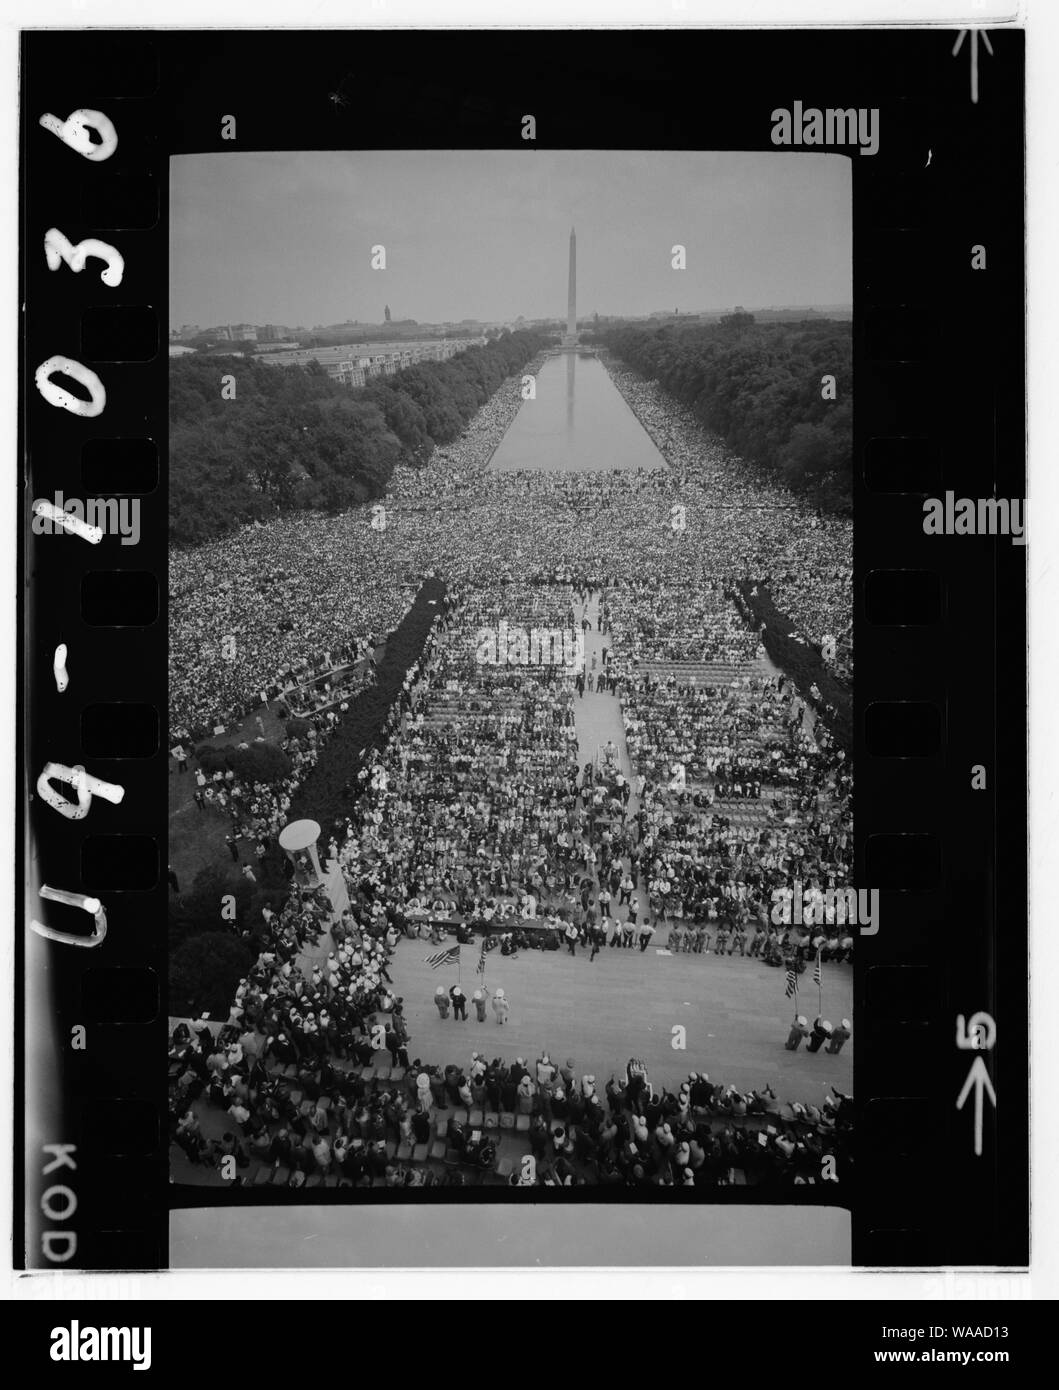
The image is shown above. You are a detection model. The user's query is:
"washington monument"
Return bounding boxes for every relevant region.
[565,226,578,344]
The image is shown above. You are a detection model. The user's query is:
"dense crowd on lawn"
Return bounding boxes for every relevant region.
[170,354,850,743]
[169,351,855,1188]
[169,531,414,744]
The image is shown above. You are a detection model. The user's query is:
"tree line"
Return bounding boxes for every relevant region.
[598,316,852,512]
[170,329,549,545]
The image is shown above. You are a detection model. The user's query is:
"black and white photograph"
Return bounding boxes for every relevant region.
[15,15,1036,1299]
[165,149,855,1213]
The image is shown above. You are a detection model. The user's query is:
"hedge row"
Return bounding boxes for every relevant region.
[738,581,852,751]
[288,575,448,836]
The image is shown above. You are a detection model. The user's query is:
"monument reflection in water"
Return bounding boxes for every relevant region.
[488,352,668,474]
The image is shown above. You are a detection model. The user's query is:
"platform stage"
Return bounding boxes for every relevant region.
[390,936,852,1104]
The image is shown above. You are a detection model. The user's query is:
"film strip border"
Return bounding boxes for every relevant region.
[20,37,168,1269]
[17,28,1028,1269]
[852,33,1027,1264]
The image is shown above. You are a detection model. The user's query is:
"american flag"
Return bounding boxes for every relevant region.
[476,939,487,975]
[784,967,798,999]
[424,945,460,971]
[812,950,823,988]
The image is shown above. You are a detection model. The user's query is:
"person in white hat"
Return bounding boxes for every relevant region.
[433,984,450,1019]
[826,1018,852,1054]
[472,989,488,1023]
[785,1015,810,1051]
[449,984,467,1021]
[492,987,509,1025]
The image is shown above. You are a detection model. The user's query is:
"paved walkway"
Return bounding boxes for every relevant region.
[570,594,651,930]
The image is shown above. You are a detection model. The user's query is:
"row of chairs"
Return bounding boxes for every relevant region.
[250,1105,528,1187]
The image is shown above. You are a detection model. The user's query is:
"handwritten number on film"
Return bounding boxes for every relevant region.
[31,108,121,946]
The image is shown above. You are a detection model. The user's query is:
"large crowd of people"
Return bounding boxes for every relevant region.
[170,929,852,1189]
[169,346,854,1188]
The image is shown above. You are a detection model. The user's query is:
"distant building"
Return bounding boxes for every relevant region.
[228,323,258,341]
[260,337,485,385]
[384,304,391,323]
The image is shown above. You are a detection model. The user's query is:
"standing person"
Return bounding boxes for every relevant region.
[806,1018,832,1053]
[450,985,467,1021]
[171,743,188,774]
[472,989,488,1023]
[434,985,450,1019]
[638,921,654,953]
[564,919,579,956]
[384,1025,402,1067]
[622,908,637,948]
[536,1053,556,1101]
[826,1019,852,1055]
[785,1015,810,1051]
[492,988,509,1026]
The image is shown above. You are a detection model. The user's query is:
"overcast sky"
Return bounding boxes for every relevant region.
[171,149,850,328]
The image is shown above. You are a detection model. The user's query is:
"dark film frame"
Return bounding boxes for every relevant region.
[17,27,1027,1270]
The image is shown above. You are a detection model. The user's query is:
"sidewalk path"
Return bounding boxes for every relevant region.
[570,595,652,935]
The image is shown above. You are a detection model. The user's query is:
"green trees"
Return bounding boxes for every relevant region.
[191,741,292,783]
[603,319,852,512]
[170,331,548,544]
[170,931,255,1021]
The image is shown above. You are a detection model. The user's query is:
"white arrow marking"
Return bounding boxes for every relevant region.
[956,1055,996,1156]
[952,28,994,105]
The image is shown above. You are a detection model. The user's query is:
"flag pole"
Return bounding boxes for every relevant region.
[815,947,823,1016]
